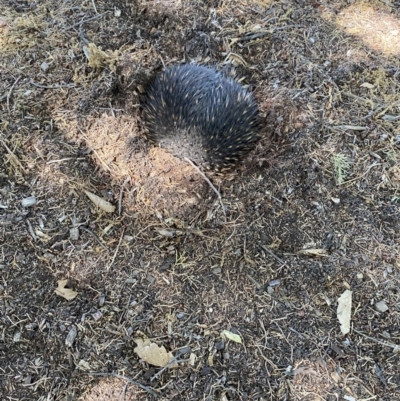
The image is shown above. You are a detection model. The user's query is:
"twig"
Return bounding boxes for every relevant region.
[46,157,86,164]
[1,139,26,173]
[261,245,287,266]
[91,0,98,14]
[339,162,381,186]
[184,157,226,219]
[342,91,374,106]
[7,75,21,114]
[30,79,75,89]
[238,31,272,42]
[150,347,191,382]
[236,25,302,42]
[64,10,111,30]
[289,327,305,339]
[87,372,158,397]
[26,219,37,241]
[118,176,131,216]
[354,329,400,351]
[119,381,128,401]
[328,125,368,131]
[107,228,125,271]
[80,227,108,250]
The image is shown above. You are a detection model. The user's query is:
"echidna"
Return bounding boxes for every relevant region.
[141,64,259,172]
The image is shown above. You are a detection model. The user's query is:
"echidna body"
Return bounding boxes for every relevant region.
[142,64,259,171]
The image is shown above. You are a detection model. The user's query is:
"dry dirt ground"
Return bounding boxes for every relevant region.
[1,0,400,400]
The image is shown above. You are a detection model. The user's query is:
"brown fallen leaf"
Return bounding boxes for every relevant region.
[298,248,328,257]
[134,338,178,368]
[55,279,78,300]
[84,190,115,213]
[337,290,352,335]
[221,330,242,344]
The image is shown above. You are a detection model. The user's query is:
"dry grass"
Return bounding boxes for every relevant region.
[1,0,400,400]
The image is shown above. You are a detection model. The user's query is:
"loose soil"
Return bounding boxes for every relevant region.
[1,1,400,400]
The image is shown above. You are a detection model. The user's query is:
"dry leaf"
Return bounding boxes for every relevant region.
[55,279,78,300]
[221,330,242,344]
[78,360,91,371]
[84,42,119,70]
[156,229,176,237]
[189,353,197,366]
[134,338,177,367]
[84,190,115,213]
[337,290,352,334]
[360,82,374,89]
[298,248,328,257]
[331,371,341,383]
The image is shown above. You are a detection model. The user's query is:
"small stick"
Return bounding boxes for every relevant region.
[26,219,37,241]
[30,79,75,89]
[47,157,86,164]
[64,10,110,30]
[87,372,158,397]
[150,346,191,382]
[91,0,98,14]
[118,176,131,216]
[7,76,21,113]
[1,139,26,173]
[340,162,381,186]
[80,226,108,250]
[354,329,400,351]
[107,228,125,271]
[184,157,226,219]
[261,245,287,266]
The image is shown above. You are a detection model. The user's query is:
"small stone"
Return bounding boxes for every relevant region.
[215,341,225,350]
[268,279,281,287]
[199,366,211,376]
[331,197,340,205]
[69,227,79,241]
[41,61,49,73]
[26,322,38,331]
[375,300,388,313]
[212,267,221,274]
[98,294,105,307]
[92,311,102,321]
[21,196,37,208]
[65,325,77,347]
[143,367,155,380]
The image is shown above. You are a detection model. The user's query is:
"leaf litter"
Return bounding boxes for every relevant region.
[1,0,400,400]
